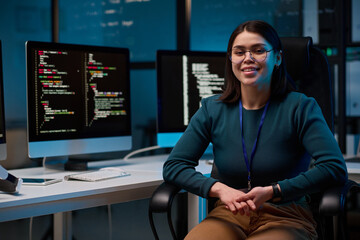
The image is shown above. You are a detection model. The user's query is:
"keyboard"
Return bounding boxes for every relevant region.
[64,168,130,182]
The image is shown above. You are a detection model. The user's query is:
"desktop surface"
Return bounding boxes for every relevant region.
[344,154,360,182]
[0,154,212,222]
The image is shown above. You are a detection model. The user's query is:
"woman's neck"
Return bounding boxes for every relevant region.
[241,86,270,110]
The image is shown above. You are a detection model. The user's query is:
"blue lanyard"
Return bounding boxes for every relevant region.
[239,99,270,190]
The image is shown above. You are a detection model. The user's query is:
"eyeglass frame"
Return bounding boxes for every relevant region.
[229,48,275,64]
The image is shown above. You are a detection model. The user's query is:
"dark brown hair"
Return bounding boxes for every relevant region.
[219,20,294,103]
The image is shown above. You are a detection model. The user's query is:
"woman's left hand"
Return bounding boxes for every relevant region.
[236,186,274,210]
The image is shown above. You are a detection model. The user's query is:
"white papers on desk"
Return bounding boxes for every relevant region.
[346,161,360,174]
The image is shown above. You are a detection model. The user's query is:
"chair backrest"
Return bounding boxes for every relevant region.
[281,37,334,133]
[281,37,334,239]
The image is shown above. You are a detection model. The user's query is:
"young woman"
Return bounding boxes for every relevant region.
[163,20,347,240]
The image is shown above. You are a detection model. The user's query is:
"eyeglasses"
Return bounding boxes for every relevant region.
[230,48,274,64]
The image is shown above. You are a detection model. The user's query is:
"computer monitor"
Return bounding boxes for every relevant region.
[0,41,7,160]
[156,50,226,147]
[26,41,132,170]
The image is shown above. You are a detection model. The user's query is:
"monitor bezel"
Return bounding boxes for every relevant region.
[0,40,7,160]
[26,41,132,158]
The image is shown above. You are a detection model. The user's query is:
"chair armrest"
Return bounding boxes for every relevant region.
[149,182,182,239]
[319,179,360,216]
[149,182,181,213]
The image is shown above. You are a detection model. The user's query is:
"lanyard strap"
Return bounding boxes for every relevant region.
[239,100,270,190]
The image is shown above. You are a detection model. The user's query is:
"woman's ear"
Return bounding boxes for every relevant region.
[276,50,283,66]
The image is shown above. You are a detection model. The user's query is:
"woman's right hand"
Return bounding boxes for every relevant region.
[208,182,256,215]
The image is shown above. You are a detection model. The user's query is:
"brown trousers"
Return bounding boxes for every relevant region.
[185,200,318,240]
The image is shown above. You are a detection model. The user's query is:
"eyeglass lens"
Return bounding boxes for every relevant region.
[230,49,270,64]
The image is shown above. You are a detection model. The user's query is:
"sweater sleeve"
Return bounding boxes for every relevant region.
[163,98,218,198]
[278,95,348,202]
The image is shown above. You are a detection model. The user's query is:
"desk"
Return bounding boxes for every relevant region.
[344,154,360,182]
[346,161,360,183]
[0,155,211,239]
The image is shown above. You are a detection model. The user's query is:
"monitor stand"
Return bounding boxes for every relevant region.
[64,158,88,171]
[42,156,89,171]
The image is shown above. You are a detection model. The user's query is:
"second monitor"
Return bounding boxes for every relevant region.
[26,41,132,169]
[156,50,226,147]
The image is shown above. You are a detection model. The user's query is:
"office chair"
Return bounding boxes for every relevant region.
[148,37,360,240]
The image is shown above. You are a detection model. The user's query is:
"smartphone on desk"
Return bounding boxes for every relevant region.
[22,178,62,186]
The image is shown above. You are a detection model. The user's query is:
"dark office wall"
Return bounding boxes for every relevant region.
[58,0,177,61]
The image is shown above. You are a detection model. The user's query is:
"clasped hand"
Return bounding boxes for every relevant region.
[209,182,273,215]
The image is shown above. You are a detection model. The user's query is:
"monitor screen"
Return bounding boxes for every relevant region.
[156,50,226,147]
[0,40,7,160]
[26,41,132,166]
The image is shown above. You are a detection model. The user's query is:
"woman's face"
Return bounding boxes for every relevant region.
[230,30,281,91]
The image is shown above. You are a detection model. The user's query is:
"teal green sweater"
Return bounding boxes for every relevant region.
[163,92,348,202]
